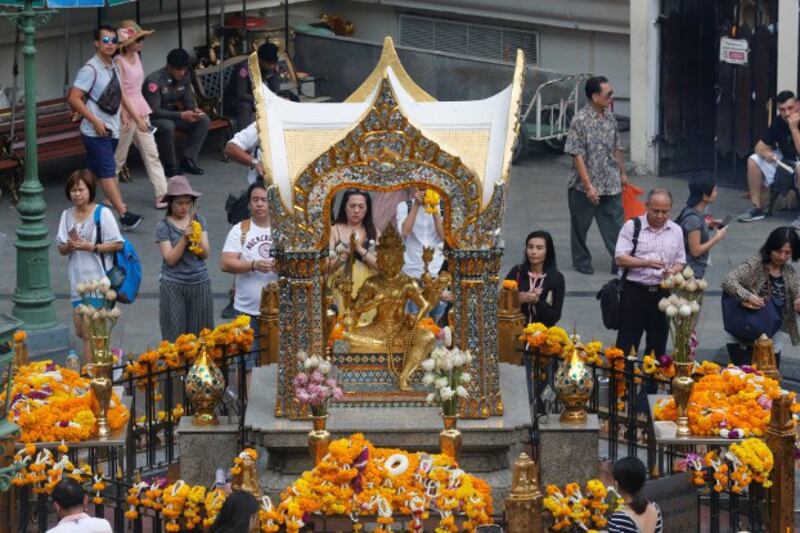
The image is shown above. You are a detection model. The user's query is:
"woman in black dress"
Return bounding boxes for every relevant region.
[505,230,565,326]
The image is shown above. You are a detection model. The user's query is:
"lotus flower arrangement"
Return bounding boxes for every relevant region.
[74,278,122,340]
[659,266,707,363]
[293,351,344,417]
[422,345,472,416]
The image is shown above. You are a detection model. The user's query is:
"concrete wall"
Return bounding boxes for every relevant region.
[320,1,631,116]
[293,32,562,104]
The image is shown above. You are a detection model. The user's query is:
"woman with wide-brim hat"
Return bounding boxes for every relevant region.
[155,175,214,340]
[113,20,169,209]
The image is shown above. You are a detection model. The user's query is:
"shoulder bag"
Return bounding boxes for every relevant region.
[596,217,641,330]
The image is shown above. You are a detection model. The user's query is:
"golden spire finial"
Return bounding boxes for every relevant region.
[375,222,405,253]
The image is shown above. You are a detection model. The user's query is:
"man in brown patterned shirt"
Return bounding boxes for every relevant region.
[564,75,629,275]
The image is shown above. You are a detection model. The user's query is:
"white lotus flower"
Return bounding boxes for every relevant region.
[439,386,455,401]
[75,282,86,294]
[105,290,117,302]
[443,327,452,347]
[657,298,669,312]
[682,266,694,279]
[442,357,453,372]
[422,373,435,386]
[690,301,701,314]
[422,359,435,372]
[685,280,697,293]
[666,305,678,318]
[110,307,122,319]
[456,386,469,398]
[463,350,473,364]
[100,277,111,291]
[697,279,708,290]
[661,278,673,289]
[678,304,692,317]
[426,393,435,404]
[318,360,332,375]
[296,350,308,362]
[460,373,471,384]
[303,357,317,370]
[451,351,464,367]
[668,295,680,306]
[434,377,448,389]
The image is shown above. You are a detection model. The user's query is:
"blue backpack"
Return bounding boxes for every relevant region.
[94,206,142,304]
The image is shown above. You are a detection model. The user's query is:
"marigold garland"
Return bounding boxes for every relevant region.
[2,360,129,443]
[423,189,441,214]
[543,480,621,531]
[654,364,797,437]
[501,279,518,290]
[188,220,203,256]
[685,439,773,493]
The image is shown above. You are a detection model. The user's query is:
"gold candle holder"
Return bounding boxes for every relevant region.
[554,342,593,423]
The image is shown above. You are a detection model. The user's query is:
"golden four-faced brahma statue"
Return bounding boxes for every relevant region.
[338,223,450,391]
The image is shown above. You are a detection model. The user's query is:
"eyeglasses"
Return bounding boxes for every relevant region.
[100,36,118,44]
[602,90,614,98]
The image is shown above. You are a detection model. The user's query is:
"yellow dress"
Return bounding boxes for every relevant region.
[328,227,377,326]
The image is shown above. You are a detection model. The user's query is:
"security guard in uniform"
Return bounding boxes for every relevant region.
[144,48,209,176]
[224,42,281,132]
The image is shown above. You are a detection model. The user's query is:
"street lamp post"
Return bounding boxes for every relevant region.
[4,0,57,330]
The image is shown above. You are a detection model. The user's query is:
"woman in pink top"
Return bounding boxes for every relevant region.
[114,20,169,209]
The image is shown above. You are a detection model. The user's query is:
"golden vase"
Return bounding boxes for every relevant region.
[308,415,331,466]
[186,345,224,426]
[672,361,694,437]
[439,414,462,462]
[498,287,525,365]
[90,335,113,365]
[554,343,593,423]
[89,363,113,438]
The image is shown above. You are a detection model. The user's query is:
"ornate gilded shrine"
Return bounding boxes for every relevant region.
[249,38,525,419]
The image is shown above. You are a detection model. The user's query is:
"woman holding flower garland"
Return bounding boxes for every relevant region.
[505,230,565,327]
[721,226,800,365]
[57,170,123,362]
[608,457,662,533]
[155,175,213,341]
[206,490,260,533]
[327,189,380,324]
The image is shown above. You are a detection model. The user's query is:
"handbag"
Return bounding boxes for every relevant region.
[596,217,641,330]
[721,279,783,342]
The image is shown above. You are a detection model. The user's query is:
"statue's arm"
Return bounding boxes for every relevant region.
[408,280,431,320]
[351,279,380,314]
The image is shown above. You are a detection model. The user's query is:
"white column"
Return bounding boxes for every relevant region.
[629,0,660,173]
[777,0,799,93]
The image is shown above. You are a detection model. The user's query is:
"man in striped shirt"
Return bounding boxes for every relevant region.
[614,188,686,358]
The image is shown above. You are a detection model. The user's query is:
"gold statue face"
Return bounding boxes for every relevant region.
[375,223,405,278]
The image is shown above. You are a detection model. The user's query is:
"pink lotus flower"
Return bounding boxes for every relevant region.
[332,387,344,401]
[310,370,325,385]
[293,373,309,388]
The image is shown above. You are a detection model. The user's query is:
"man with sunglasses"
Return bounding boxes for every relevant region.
[144,48,209,177]
[68,24,143,230]
[564,75,628,276]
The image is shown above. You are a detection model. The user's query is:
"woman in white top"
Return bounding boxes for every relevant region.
[56,170,123,362]
[113,20,168,208]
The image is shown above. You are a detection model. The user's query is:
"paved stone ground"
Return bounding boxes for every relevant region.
[2,140,800,372]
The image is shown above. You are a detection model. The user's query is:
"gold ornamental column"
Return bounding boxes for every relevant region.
[497,285,525,365]
[258,283,280,365]
[451,249,503,418]
[505,453,543,533]
[765,393,794,533]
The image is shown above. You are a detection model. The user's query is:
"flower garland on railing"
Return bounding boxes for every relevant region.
[12,443,95,496]
[684,438,774,493]
[2,360,129,442]
[124,315,253,389]
[543,479,624,531]
[654,364,800,437]
[521,323,573,358]
[276,433,493,533]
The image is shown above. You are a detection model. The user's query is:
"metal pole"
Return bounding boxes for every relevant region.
[63,11,69,95]
[177,0,183,49]
[218,0,225,109]
[284,0,289,52]
[204,0,210,49]
[241,0,247,54]
[8,0,57,329]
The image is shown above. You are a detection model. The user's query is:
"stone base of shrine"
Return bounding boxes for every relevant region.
[246,363,532,509]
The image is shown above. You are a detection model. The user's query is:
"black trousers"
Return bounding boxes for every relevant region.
[151,115,210,176]
[615,281,669,357]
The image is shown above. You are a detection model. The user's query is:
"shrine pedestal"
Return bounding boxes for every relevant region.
[177,416,240,487]
[246,363,531,508]
[538,414,599,487]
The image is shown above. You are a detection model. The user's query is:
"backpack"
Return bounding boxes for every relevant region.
[94,206,142,304]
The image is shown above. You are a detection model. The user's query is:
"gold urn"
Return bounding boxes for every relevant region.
[554,342,593,423]
[308,415,331,466]
[186,344,225,426]
[672,361,694,437]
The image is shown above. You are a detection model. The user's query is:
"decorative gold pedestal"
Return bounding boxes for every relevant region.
[752,334,780,381]
[554,343,592,424]
[186,345,224,426]
[308,415,331,466]
[439,414,462,462]
[504,453,543,533]
[498,286,525,365]
[89,362,113,438]
[672,361,694,437]
[259,283,280,365]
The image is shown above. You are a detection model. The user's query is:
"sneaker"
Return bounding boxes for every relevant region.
[737,206,765,222]
[792,216,800,230]
[119,211,143,231]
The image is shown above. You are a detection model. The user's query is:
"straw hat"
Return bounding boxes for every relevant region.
[117,20,155,48]
[164,175,202,199]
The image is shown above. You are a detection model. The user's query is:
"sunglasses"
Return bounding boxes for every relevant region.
[100,36,118,44]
